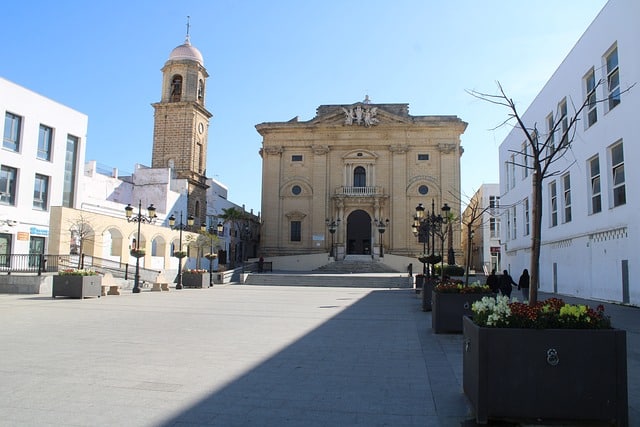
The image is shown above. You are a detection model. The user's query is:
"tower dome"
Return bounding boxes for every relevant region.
[168,38,204,65]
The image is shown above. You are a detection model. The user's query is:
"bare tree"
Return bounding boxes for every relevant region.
[66,212,96,268]
[469,80,633,304]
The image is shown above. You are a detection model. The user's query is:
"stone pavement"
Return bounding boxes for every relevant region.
[0,285,637,426]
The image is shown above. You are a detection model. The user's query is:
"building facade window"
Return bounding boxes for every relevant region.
[589,155,602,214]
[521,142,529,178]
[549,181,558,227]
[558,99,568,148]
[3,112,22,152]
[511,206,517,239]
[610,141,625,207]
[509,154,515,189]
[605,46,620,111]
[37,124,54,161]
[584,68,598,127]
[489,217,500,239]
[170,75,182,102]
[291,155,303,162]
[418,153,429,161]
[290,221,301,242]
[489,196,500,209]
[353,166,366,187]
[523,197,530,236]
[546,113,555,156]
[63,134,79,208]
[0,166,17,205]
[562,173,572,223]
[291,185,301,195]
[33,174,49,211]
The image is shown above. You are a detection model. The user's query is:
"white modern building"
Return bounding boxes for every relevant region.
[462,184,501,275]
[498,0,639,305]
[1,77,88,257]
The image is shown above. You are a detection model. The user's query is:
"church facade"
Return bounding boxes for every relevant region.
[257,99,467,261]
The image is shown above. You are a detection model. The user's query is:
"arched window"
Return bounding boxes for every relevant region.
[194,200,200,218]
[354,166,366,187]
[170,75,182,102]
[197,79,204,101]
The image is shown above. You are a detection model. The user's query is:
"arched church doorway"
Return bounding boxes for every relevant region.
[346,210,372,255]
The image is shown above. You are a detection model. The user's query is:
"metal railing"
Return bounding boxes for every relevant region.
[0,254,61,275]
[0,253,160,282]
[335,186,382,196]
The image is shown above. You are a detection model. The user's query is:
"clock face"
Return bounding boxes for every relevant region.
[198,122,204,134]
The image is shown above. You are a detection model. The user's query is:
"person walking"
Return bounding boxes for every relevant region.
[518,268,530,301]
[486,269,499,294]
[499,270,517,298]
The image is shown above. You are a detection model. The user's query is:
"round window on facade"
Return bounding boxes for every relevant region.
[418,185,429,195]
[292,185,302,195]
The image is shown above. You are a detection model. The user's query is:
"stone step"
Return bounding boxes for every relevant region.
[243,273,411,288]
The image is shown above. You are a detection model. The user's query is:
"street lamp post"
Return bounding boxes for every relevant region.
[124,201,157,293]
[413,200,444,278]
[375,218,389,258]
[325,218,340,259]
[169,211,194,290]
[200,221,224,288]
[440,203,451,282]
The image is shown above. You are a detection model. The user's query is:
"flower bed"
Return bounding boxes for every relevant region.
[463,296,627,425]
[431,281,492,333]
[58,269,98,276]
[470,295,611,329]
[53,274,102,298]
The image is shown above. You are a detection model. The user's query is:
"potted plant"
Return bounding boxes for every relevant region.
[463,295,627,425]
[431,280,492,333]
[53,269,102,299]
[204,253,218,260]
[130,248,146,258]
[173,250,187,259]
[181,269,210,288]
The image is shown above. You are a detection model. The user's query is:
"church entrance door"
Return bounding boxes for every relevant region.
[346,210,372,255]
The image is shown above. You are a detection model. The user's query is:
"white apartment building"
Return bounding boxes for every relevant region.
[499,0,639,305]
[462,184,501,275]
[1,78,88,257]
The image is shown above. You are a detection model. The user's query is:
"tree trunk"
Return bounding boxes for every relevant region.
[529,170,543,305]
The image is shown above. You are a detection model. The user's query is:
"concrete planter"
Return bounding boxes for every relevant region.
[420,278,436,311]
[52,275,102,299]
[181,273,210,288]
[462,316,628,425]
[431,292,490,333]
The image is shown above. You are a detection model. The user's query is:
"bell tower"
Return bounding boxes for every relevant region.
[151,25,212,224]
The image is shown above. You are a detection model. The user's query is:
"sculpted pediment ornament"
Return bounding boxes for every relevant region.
[342,105,379,127]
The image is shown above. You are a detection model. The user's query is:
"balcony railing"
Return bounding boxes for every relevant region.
[335,186,383,196]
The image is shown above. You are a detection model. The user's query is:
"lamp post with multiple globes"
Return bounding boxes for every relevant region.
[124,201,157,293]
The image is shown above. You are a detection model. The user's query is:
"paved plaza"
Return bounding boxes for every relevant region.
[0,284,638,426]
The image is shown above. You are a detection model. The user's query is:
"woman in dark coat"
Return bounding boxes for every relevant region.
[486,269,499,294]
[500,270,517,298]
[518,268,530,301]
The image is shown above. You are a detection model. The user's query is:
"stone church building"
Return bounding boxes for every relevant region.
[257,99,467,261]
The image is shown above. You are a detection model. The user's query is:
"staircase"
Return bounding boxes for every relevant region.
[243,256,411,288]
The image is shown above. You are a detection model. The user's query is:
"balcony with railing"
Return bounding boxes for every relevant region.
[334,186,383,197]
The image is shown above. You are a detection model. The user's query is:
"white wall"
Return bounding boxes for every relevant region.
[498,0,639,304]
[0,78,88,254]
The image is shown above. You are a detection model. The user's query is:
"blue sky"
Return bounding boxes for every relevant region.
[2,1,607,214]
